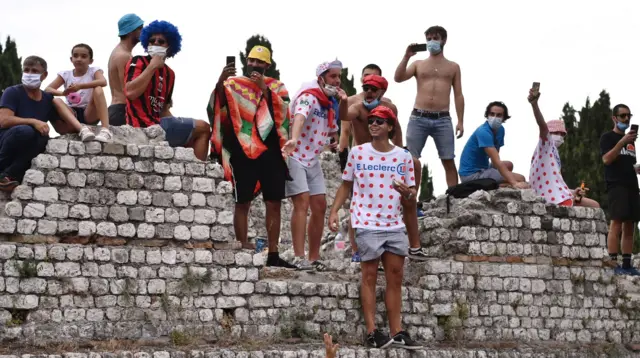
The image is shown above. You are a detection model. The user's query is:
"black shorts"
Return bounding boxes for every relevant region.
[108,104,126,126]
[607,185,640,222]
[49,106,87,124]
[230,147,287,204]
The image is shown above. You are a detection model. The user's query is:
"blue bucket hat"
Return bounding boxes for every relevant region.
[118,13,144,36]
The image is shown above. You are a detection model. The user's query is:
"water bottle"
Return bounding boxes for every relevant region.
[255,237,267,254]
[334,231,346,251]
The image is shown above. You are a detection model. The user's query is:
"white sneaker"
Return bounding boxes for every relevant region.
[79,127,96,142]
[95,128,113,143]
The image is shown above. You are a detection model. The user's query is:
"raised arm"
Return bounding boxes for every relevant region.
[602,132,636,165]
[125,56,164,100]
[528,89,548,139]
[44,75,66,97]
[394,44,418,83]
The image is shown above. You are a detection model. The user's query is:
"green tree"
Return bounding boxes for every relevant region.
[340,67,357,96]
[418,163,435,202]
[0,36,22,94]
[239,34,280,80]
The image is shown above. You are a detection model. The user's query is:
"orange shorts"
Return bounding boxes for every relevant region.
[559,198,573,207]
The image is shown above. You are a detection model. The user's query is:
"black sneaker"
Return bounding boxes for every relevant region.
[0,175,19,192]
[409,247,429,260]
[392,331,422,350]
[366,329,393,349]
[266,254,296,269]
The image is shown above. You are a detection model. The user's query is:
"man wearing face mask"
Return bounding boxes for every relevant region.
[208,45,294,268]
[458,101,529,189]
[600,104,640,276]
[0,56,55,190]
[282,60,346,270]
[124,20,211,160]
[528,88,599,208]
[394,25,465,189]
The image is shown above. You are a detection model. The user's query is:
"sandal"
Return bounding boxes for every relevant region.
[311,260,329,272]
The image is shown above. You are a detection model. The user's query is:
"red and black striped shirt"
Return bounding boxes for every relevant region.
[124,55,175,128]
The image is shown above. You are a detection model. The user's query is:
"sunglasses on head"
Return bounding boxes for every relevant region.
[149,37,166,46]
[618,113,633,120]
[368,117,387,126]
[362,85,380,92]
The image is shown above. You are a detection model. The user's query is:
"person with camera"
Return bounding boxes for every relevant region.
[207,45,294,268]
[528,86,599,208]
[600,104,640,276]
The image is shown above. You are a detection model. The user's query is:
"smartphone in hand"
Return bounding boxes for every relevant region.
[631,124,638,133]
[226,56,235,66]
[410,44,427,52]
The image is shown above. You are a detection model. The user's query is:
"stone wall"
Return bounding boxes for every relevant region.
[0,126,341,246]
[0,127,639,356]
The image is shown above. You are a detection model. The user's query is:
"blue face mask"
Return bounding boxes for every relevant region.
[427,40,442,54]
[617,122,629,131]
[487,117,503,130]
[363,98,380,110]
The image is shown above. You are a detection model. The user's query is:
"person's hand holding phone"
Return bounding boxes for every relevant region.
[405,43,419,59]
[621,130,637,145]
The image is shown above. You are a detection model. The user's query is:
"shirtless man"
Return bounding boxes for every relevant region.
[343,74,428,259]
[107,13,144,126]
[394,25,465,189]
[347,64,392,108]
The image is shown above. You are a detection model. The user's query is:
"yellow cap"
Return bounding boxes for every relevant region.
[248,45,271,64]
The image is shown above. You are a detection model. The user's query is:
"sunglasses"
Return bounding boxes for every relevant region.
[149,37,167,46]
[362,85,380,92]
[618,113,633,120]
[368,118,388,126]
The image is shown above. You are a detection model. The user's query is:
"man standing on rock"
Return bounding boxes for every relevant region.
[107,13,144,126]
[342,74,428,259]
[329,105,421,349]
[282,60,345,270]
[123,20,211,160]
[208,45,295,268]
[394,25,465,189]
[600,104,640,276]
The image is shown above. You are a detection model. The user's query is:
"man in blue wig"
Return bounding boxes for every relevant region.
[124,20,210,161]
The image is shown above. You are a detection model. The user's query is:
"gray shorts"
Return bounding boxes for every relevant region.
[160,116,196,147]
[355,228,408,262]
[285,158,326,197]
[460,167,504,183]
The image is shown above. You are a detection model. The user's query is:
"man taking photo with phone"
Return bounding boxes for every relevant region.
[207,45,295,269]
[600,104,640,276]
[394,25,465,189]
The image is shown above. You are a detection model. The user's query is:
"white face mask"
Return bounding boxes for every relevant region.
[550,134,564,147]
[22,73,42,89]
[487,116,503,130]
[148,45,168,58]
[324,84,338,97]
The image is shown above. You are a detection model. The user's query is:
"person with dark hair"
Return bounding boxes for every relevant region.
[458,101,528,188]
[107,13,144,126]
[394,25,465,189]
[0,56,85,190]
[208,45,294,268]
[124,20,210,160]
[600,103,640,276]
[329,105,421,350]
[282,61,346,270]
[45,43,112,142]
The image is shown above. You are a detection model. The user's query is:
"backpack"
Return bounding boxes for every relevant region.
[444,178,499,213]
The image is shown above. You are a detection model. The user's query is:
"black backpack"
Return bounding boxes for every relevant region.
[444,178,499,213]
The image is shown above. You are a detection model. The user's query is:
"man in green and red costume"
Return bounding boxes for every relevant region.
[208,45,295,268]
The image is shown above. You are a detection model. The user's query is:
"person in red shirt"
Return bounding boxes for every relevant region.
[124,20,210,160]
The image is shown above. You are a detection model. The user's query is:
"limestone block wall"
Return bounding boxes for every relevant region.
[0,126,341,245]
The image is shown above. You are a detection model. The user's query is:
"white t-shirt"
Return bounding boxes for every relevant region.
[58,66,101,108]
[342,143,416,230]
[290,93,338,167]
[529,134,574,205]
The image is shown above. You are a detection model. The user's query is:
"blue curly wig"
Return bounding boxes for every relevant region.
[140,20,182,58]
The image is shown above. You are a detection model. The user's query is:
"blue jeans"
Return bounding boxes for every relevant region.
[0,125,49,181]
[406,114,455,160]
[160,117,196,147]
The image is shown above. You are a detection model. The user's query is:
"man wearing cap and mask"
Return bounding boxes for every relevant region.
[342,74,427,260]
[282,60,347,271]
[208,45,294,268]
[107,13,144,126]
[528,88,599,209]
[124,20,211,160]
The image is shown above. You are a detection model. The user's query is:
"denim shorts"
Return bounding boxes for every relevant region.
[160,117,195,147]
[406,114,455,160]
